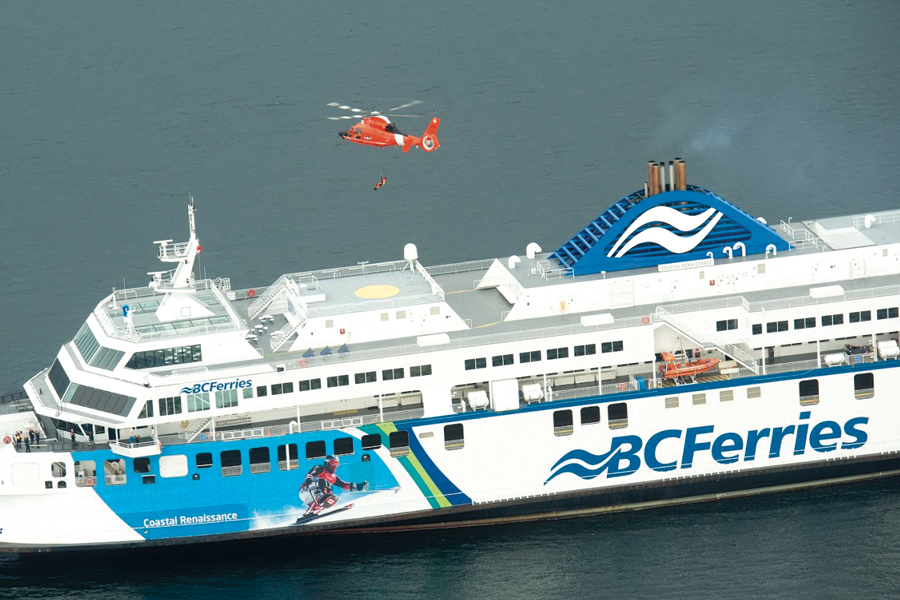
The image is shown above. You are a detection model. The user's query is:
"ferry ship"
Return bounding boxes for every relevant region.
[2,159,899,553]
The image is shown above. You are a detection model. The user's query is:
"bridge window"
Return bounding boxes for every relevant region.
[389,431,410,457]
[158,396,182,416]
[794,317,816,329]
[608,403,628,429]
[411,364,432,377]
[256,385,268,397]
[220,450,242,477]
[125,344,201,369]
[553,410,574,436]
[492,354,514,366]
[355,371,377,384]
[580,406,601,425]
[242,387,254,399]
[444,424,465,450]
[849,311,871,323]
[48,359,71,399]
[278,444,299,471]
[752,324,762,335]
[73,323,101,362]
[196,453,213,469]
[333,437,354,456]
[574,344,596,356]
[855,372,874,399]
[361,434,382,450]
[134,457,151,474]
[799,379,819,406]
[74,460,97,487]
[249,447,271,474]
[105,459,126,486]
[306,441,326,460]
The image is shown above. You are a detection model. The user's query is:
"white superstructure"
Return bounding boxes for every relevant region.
[2,160,899,552]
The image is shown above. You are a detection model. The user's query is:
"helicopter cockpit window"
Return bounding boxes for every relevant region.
[385,124,396,133]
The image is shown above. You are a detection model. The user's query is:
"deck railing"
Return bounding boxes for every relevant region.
[156,408,425,448]
[425,258,496,276]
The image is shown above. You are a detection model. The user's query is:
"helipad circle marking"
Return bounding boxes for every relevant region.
[355,284,400,299]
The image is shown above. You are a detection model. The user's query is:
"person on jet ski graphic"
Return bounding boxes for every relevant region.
[299,455,368,517]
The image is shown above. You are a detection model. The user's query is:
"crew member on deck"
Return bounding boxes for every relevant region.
[374,175,387,191]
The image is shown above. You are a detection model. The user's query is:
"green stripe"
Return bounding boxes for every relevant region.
[367,423,449,509]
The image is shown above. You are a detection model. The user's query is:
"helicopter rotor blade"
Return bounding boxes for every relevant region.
[385,100,423,112]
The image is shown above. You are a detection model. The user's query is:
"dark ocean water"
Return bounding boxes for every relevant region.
[2,1,899,597]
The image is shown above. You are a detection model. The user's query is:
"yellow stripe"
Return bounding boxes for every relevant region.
[377,423,451,508]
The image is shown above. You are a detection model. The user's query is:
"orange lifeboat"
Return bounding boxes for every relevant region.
[658,351,720,380]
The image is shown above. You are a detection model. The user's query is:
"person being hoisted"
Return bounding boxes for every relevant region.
[299,455,368,516]
[374,175,387,191]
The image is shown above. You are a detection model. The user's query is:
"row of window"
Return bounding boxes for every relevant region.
[125,345,202,369]
[661,373,874,410]
[747,307,899,336]
[67,434,410,486]
[465,343,616,371]
[551,403,629,436]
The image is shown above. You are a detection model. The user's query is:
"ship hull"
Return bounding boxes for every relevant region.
[5,449,900,554]
[3,361,899,553]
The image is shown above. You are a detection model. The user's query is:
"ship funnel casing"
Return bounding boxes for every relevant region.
[550,187,791,276]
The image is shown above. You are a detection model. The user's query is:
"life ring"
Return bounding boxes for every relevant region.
[617,383,627,391]
[641,316,650,325]
[84,476,96,486]
[248,289,256,298]
[180,420,189,430]
[2,436,10,445]
[298,358,307,367]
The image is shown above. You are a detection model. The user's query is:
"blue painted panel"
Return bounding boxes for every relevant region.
[550,186,791,275]
[81,429,399,541]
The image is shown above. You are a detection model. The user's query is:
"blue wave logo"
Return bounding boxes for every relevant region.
[544,438,642,484]
[179,387,193,395]
[607,206,723,258]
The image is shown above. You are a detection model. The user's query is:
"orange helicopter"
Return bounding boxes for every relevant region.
[328,101,441,153]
